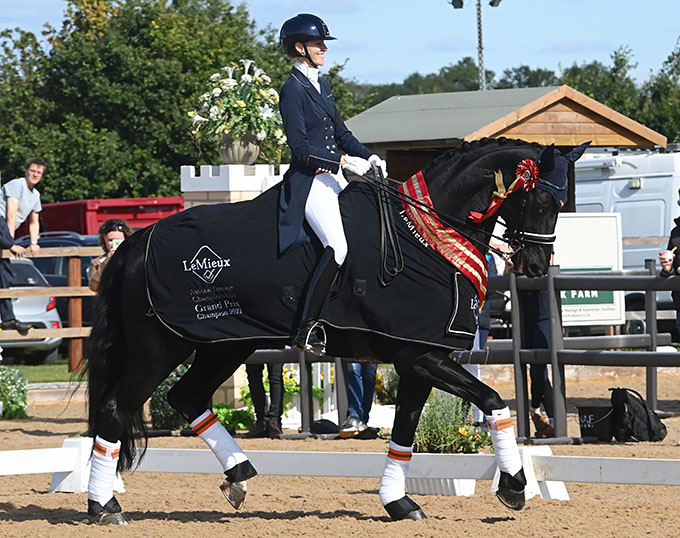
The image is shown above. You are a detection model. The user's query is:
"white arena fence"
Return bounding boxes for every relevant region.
[3,438,680,501]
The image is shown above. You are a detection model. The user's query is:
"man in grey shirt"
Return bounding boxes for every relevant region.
[0,158,45,335]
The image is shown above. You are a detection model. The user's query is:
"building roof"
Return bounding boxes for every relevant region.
[346,85,666,149]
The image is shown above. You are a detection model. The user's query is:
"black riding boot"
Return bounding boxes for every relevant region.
[292,247,340,356]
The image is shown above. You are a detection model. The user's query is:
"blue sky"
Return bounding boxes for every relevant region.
[2,0,679,86]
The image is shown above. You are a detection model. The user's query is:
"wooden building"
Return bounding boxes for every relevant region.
[346,85,667,182]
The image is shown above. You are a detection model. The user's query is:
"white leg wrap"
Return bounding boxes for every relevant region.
[379,441,413,505]
[88,436,121,505]
[486,407,522,476]
[191,410,247,472]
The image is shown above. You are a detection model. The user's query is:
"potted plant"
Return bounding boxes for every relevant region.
[408,391,492,496]
[189,59,287,164]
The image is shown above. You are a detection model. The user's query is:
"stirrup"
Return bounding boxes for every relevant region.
[292,321,327,356]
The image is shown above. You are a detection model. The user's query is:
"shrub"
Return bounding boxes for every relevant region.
[213,403,253,431]
[0,366,29,419]
[414,391,492,454]
[375,365,399,405]
[149,365,188,430]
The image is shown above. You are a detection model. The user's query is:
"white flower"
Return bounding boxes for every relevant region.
[262,74,271,84]
[199,92,211,103]
[209,72,220,82]
[222,78,237,89]
[268,88,278,98]
[191,112,209,126]
[278,135,287,145]
[253,67,265,78]
[223,66,236,79]
[240,59,254,75]
[241,74,253,83]
[259,105,274,120]
[256,130,266,141]
[209,105,221,120]
[212,87,222,97]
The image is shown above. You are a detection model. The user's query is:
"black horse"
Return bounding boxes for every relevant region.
[84,137,587,525]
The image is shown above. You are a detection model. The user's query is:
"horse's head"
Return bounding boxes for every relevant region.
[499,142,590,277]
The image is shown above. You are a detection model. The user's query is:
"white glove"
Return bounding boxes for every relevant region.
[342,155,371,177]
[368,154,388,178]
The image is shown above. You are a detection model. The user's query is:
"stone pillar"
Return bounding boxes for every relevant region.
[180,163,288,408]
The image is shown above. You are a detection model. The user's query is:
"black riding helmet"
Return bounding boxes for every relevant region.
[280,13,336,68]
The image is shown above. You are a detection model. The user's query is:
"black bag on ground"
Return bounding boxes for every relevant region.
[609,387,667,442]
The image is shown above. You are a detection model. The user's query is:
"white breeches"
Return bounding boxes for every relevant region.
[305,171,349,265]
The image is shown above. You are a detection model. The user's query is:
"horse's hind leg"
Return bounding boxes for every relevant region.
[88,322,194,525]
[379,366,431,521]
[411,350,527,511]
[167,341,258,509]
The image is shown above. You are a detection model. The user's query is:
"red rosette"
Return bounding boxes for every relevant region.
[516,159,539,191]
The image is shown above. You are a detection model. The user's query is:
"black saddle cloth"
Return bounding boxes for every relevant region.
[145,182,478,351]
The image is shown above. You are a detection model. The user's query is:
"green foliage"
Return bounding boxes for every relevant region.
[375,365,399,405]
[496,65,560,89]
[149,364,188,430]
[213,403,253,431]
[0,0,289,201]
[0,366,29,419]
[414,391,492,454]
[240,366,323,419]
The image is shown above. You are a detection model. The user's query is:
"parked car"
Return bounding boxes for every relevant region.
[0,258,63,364]
[16,231,101,326]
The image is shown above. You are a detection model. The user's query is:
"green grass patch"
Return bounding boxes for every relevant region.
[9,358,78,384]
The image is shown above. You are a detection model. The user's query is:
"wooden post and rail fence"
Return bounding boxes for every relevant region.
[0,246,102,372]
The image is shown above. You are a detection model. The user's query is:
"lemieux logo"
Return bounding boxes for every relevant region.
[182,245,231,284]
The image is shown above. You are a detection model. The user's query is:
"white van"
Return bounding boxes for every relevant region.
[574,146,680,332]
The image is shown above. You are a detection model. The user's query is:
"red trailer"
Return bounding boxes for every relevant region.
[17,196,184,236]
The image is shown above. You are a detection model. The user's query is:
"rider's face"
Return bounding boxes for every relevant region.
[297,40,327,67]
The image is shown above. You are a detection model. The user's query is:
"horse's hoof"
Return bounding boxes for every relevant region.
[496,469,527,511]
[384,496,428,521]
[88,496,128,525]
[220,479,247,510]
[96,512,129,525]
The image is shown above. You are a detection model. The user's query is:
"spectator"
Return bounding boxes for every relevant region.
[245,363,284,439]
[339,361,377,438]
[0,157,46,335]
[88,219,133,292]
[659,195,680,335]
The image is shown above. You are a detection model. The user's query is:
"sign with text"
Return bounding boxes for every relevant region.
[553,213,625,326]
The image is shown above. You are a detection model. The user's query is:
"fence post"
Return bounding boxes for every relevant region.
[547,265,568,437]
[67,255,84,372]
[297,351,314,433]
[334,358,348,427]
[644,258,658,410]
[509,271,528,437]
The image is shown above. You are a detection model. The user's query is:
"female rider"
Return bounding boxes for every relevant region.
[278,13,387,355]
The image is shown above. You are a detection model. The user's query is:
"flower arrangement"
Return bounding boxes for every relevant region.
[0,366,29,419]
[189,59,287,162]
[413,391,492,454]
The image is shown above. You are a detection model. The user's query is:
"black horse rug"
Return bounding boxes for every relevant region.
[145,182,480,351]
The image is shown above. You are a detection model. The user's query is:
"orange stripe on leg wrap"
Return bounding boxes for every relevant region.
[490,417,514,431]
[192,413,219,435]
[388,448,413,461]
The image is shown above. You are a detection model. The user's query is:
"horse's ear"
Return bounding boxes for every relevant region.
[538,144,555,172]
[563,141,591,163]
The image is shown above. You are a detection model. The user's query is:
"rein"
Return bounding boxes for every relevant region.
[361,171,525,261]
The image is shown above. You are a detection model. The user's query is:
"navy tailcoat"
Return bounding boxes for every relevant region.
[278,67,372,255]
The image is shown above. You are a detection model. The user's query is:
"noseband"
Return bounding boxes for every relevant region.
[501,194,557,255]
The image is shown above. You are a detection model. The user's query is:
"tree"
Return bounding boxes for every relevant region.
[495,66,559,89]
[560,46,641,119]
[639,40,680,143]
[0,0,288,201]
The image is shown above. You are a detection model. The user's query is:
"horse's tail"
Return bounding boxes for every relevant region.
[83,227,149,472]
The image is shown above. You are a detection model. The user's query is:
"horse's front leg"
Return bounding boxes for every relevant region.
[167,342,258,510]
[378,364,431,521]
[411,350,527,511]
